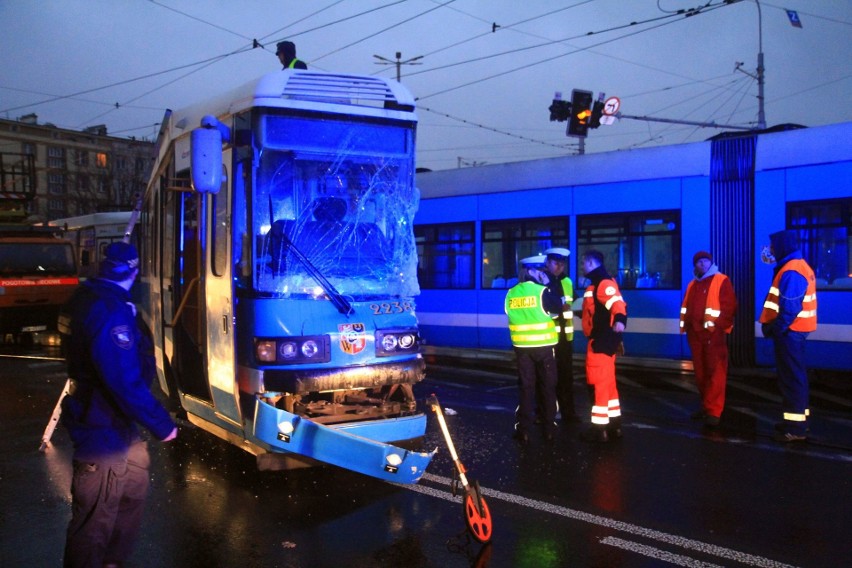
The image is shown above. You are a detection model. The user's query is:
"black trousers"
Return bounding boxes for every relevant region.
[516,345,557,434]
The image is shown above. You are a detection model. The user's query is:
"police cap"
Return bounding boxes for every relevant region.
[544,247,570,262]
[99,242,139,281]
[520,255,546,268]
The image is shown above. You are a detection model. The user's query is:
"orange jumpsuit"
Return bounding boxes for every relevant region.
[582,266,627,429]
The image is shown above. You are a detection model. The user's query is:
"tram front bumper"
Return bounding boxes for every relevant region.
[253,397,435,484]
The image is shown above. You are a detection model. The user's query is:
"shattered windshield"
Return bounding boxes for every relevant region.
[251,114,420,300]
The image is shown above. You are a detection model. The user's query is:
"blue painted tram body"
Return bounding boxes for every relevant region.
[413,123,852,372]
[139,70,433,482]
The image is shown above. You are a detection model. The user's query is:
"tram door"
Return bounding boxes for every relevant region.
[163,184,211,401]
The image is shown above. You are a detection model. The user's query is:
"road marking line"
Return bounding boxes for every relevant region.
[414,473,797,568]
[601,536,724,568]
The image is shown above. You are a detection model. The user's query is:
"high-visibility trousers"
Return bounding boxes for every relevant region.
[585,344,621,426]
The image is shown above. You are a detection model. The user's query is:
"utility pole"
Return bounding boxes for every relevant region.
[373,52,423,82]
[735,0,766,129]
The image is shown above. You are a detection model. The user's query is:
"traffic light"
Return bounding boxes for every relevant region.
[567,89,593,137]
[548,99,571,122]
[589,99,605,129]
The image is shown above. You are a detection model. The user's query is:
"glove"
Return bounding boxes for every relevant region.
[761,322,774,338]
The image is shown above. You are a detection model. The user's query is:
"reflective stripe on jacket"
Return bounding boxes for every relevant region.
[680,273,733,334]
[555,276,574,340]
[759,259,817,332]
[505,281,558,347]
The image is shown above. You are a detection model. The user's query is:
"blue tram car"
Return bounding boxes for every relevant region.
[413,122,852,372]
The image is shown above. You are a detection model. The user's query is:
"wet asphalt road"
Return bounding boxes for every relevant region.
[1,348,851,568]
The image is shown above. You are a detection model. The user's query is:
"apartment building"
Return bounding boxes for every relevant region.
[0,114,154,223]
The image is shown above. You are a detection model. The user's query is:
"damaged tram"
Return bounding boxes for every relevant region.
[140,70,433,482]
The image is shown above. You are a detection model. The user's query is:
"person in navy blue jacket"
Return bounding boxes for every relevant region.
[58,242,177,568]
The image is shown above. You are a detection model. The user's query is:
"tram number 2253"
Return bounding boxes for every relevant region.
[370,301,415,315]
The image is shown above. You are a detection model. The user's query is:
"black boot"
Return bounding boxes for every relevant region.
[607,416,623,439]
[581,425,609,443]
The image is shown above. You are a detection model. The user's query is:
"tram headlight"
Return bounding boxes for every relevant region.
[301,340,319,358]
[381,334,398,352]
[375,329,420,357]
[255,335,330,364]
[279,342,298,360]
[256,340,277,362]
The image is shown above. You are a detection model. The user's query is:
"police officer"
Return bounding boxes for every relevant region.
[580,249,627,443]
[58,242,177,568]
[277,40,308,70]
[543,247,580,422]
[505,255,562,443]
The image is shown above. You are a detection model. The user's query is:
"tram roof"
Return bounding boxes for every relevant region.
[416,121,852,199]
[167,70,417,139]
[48,211,132,230]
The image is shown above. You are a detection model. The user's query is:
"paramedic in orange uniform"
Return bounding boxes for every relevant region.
[580,249,627,443]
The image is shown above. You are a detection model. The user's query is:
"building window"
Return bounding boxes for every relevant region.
[577,211,680,290]
[97,176,108,194]
[22,143,35,156]
[482,217,568,289]
[48,174,66,195]
[96,152,108,169]
[116,156,127,171]
[75,150,89,167]
[48,199,64,212]
[48,146,66,169]
[415,222,475,289]
[76,174,90,192]
[789,198,852,290]
[135,157,147,172]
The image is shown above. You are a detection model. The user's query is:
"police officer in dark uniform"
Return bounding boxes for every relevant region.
[58,242,177,568]
[542,247,580,423]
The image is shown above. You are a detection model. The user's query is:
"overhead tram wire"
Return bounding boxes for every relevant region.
[313,0,457,63]
[147,0,256,41]
[263,0,408,49]
[412,0,596,59]
[74,54,230,129]
[415,4,748,163]
[411,0,736,101]
[3,1,407,118]
[405,0,731,83]
[0,45,255,116]
[417,106,575,151]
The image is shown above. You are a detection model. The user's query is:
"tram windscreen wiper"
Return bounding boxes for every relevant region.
[275,227,354,315]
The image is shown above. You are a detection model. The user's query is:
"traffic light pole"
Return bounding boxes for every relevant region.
[616,114,754,131]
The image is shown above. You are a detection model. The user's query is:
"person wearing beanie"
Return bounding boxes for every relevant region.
[505,255,562,443]
[276,40,307,70]
[759,229,817,443]
[58,241,178,567]
[679,250,737,428]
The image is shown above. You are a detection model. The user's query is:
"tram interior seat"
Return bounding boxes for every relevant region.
[505,277,518,287]
[636,275,658,288]
[491,276,506,289]
[815,277,829,287]
[830,276,852,288]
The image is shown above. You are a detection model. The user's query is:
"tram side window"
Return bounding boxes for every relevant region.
[789,198,852,290]
[481,217,568,289]
[415,223,474,289]
[577,211,680,290]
